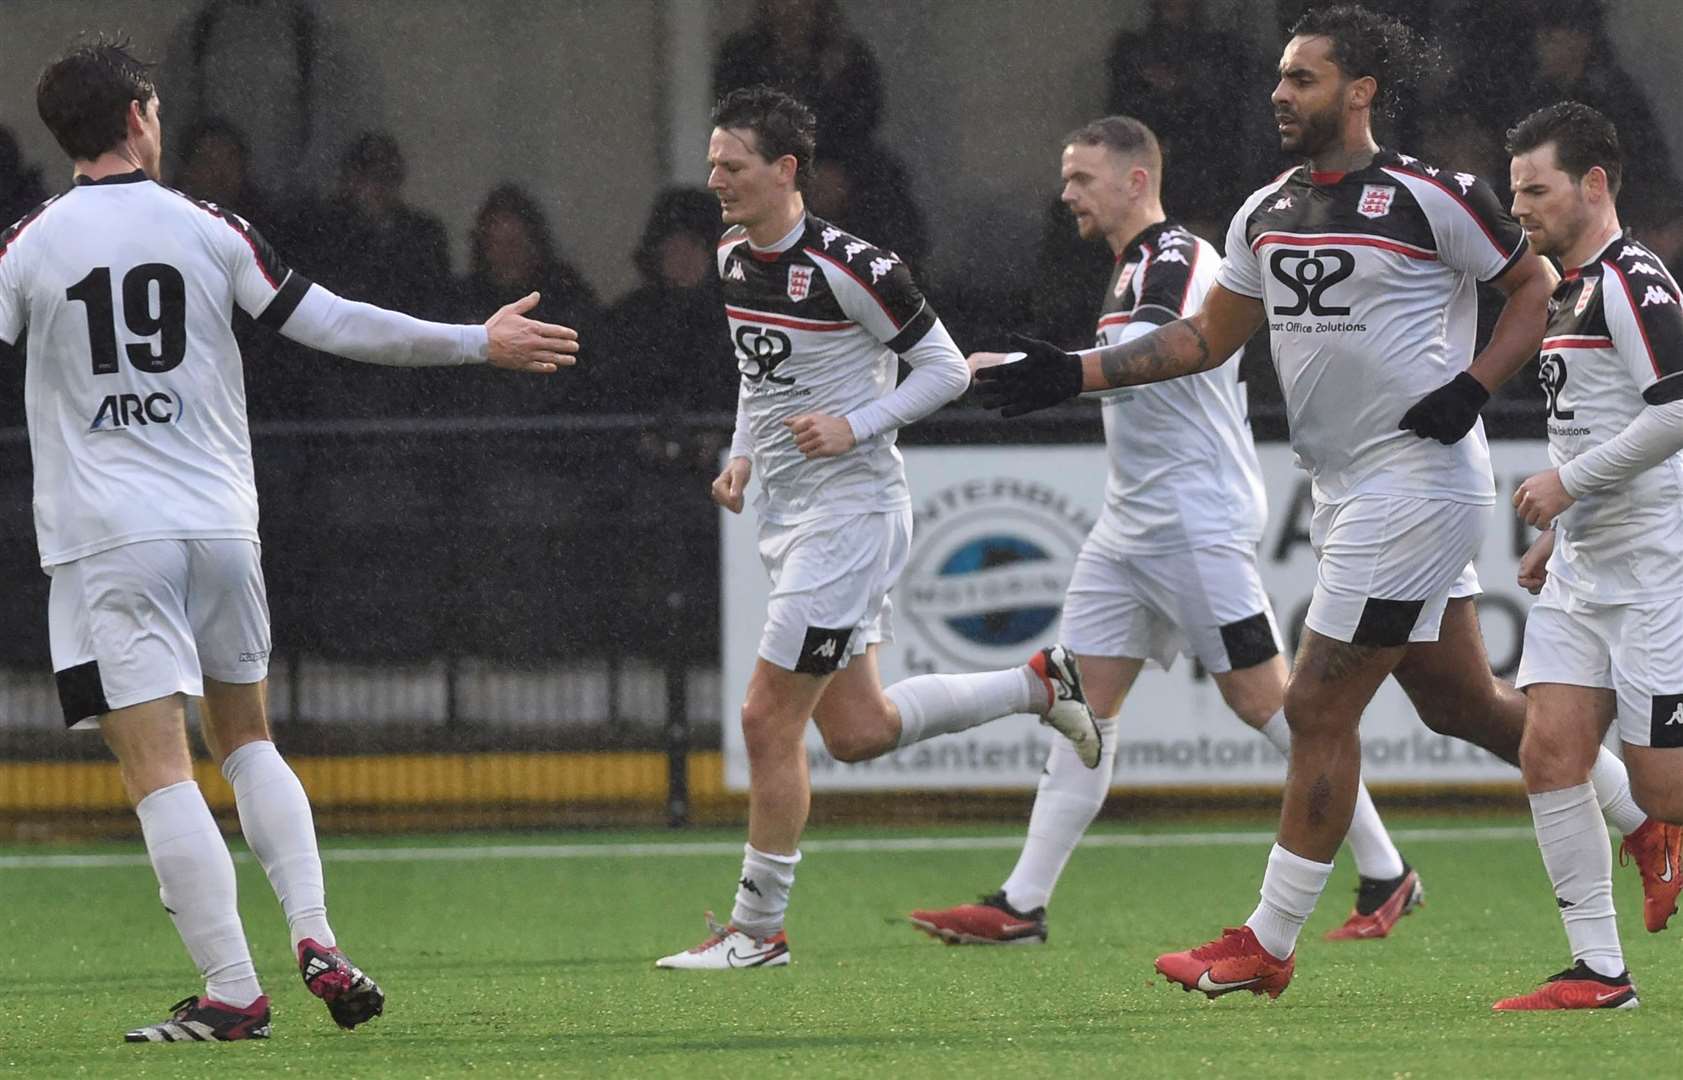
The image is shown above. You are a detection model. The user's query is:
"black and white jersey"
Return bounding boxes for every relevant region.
[1539,231,1683,602]
[718,214,939,524]
[0,171,309,567]
[1217,150,1529,505]
[1088,221,1265,553]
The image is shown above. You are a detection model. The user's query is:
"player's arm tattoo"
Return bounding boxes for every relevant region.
[1094,317,1215,390]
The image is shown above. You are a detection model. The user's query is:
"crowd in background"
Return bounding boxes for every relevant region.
[1,0,1679,421]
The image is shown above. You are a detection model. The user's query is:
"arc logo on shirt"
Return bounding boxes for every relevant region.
[88,391,181,432]
[1357,185,1395,219]
[786,265,813,302]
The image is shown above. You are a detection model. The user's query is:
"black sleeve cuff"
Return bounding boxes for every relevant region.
[886,302,938,354]
[255,271,313,330]
[1644,371,1683,406]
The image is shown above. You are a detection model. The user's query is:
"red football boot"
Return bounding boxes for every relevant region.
[1155,926,1294,999]
[1618,818,1683,933]
[1493,962,1638,1011]
[907,891,1048,945]
[1325,864,1423,941]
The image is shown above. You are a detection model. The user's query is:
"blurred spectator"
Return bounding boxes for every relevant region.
[162,0,383,199]
[280,133,451,419]
[714,0,883,155]
[1107,0,1269,230]
[0,127,47,229]
[295,132,452,317]
[431,183,599,416]
[1029,199,1115,352]
[599,188,734,416]
[806,146,929,273]
[1485,0,1680,233]
[172,117,272,224]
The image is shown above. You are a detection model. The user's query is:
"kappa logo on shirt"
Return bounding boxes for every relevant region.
[1454,172,1477,194]
[843,240,870,261]
[1271,195,1294,211]
[1154,249,1188,265]
[1358,184,1395,218]
[726,259,746,282]
[821,226,843,249]
[1641,286,1675,308]
[869,255,899,283]
[1630,261,1665,277]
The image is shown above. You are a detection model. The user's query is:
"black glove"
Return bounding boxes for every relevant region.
[972,333,1084,418]
[1398,371,1490,444]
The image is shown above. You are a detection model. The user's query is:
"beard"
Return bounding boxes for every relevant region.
[1280,100,1343,159]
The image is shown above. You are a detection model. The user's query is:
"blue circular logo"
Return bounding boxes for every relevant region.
[935,535,1060,647]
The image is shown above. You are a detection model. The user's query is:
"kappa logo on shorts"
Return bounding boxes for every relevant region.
[1652,695,1683,748]
[795,625,853,675]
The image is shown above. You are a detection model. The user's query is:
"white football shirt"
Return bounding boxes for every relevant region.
[1217,150,1529,506]
[1087,221,1266,554]
[1539,232,1683,602]
[0,172,308,567]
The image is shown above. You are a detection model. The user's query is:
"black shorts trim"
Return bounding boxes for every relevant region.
[794,626,853,675]
[1350,598,1426,647]
[1651,694,1683,748]
[55,660,110,727]
[1218,612,1280,670]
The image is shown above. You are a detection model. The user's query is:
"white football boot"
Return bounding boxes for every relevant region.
[655,913,790,970]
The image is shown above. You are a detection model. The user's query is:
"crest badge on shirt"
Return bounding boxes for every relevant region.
[787,265,813,302]
[1357,184,1395,219]
[1114,263,1137,299]
[1574,277,1597,317]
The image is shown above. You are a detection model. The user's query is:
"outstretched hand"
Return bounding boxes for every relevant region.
[485,292,580,373]
[971,333,1084,417]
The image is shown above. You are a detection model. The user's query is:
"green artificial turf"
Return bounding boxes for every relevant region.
[1,815,1674,1079]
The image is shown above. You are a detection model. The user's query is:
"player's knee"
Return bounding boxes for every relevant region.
[1223,685,1281,730]
[820,723,891,763]
[1281,680,1343,740]
[739,701,801,756]
[1517,723,1594,789]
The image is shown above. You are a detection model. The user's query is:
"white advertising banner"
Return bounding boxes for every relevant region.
[722,441,1554,791]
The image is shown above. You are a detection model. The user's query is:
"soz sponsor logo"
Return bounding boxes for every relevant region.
[89,391,181,432]
[734,325,794,385]
[1269,248,1354,317]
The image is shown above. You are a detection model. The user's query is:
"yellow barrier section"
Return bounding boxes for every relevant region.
[0,751,727,812]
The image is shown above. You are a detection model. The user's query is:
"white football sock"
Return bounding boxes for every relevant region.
[136,780,263,1007]
[1256,710,1404,880]
[222,739,334,951]
[1590,747,1647,835]
[1530,783,1624,978]
[889,667,1040,749]
[1001,715,1120,911]
[1245,843,1333,959]
[730,844,800,938]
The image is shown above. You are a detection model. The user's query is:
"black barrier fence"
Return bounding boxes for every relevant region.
[0,399,1545,823]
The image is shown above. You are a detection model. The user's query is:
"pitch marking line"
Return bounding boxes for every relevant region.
[0,825,1534,870]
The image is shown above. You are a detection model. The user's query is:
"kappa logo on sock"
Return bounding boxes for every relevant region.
[1557,896,1577,910]
[738,877,763,897]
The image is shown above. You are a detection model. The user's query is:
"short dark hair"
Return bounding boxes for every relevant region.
[36,34,156,162]
[1288,4,1430,121]
[1064,115,1162,169]
[711,85,817,189]
[1506,100,1623,199]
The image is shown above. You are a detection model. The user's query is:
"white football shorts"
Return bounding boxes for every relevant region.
[1516,577,1683,749]
[1059,536,1282,673]
[756,508,912,675]
[49,538,272,729]
[1305,494,1488,646]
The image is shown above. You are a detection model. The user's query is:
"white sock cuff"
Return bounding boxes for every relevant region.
[220,739,280,783]
[1530,782,1597,818]
[745,843,801,868]
[136,779,201,815]
[1258,709,1290,755]
[1268,842,1333,878]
